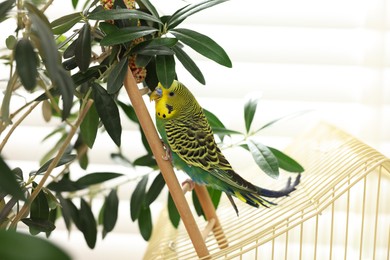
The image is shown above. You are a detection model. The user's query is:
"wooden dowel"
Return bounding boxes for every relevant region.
[123,68,210,259]
[194,185,229,249]
[202,218,216,240]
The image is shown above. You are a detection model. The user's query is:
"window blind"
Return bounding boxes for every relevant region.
[1,0,389,258]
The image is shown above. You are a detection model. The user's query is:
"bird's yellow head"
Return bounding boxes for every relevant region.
[150,80,196,120]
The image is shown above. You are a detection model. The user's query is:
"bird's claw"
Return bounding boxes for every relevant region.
[182,179,196,191]
[161,140,172,161]
[162,151,171,161]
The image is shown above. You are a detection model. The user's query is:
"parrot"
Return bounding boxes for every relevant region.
[150,80,301,216]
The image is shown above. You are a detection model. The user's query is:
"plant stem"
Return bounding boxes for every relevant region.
[0,101,41,153]
[40,0,54,13]
[9,99,93,229]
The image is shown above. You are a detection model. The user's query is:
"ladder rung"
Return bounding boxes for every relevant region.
[201,218,216,240]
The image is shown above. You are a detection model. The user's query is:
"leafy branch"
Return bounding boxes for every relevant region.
[0,0,304,256]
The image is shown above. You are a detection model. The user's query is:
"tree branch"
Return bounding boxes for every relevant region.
[9,99,94,229]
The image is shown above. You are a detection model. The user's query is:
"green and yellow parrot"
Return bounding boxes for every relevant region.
[150,80,300,215]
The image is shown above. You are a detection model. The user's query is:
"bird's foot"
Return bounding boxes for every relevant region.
[139,87,150,96]
[182,179,196,192]
[161,140,172,161]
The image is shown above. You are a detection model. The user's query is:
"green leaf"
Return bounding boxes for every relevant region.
[25,2,51,27]
[244,97,258,133]
[247,139,279,179]
[192,190,203,217]
[76,172,123,187]
[88,9,162,24]
[46,176,81,192]
[62,57,78,70]
[268,147,304,173]
[0,230,71,260]
[30,183,49,221]
[28,13,58,75]
[130,175,148,221]
[71,65,106,86]
[72,0,79,9]
[138,206,152,240]
[135,54,152,67]
[0,157,25,201]
[140,127,152,154]
[110,153,132,167]
[254,110,311,133]
[79,199,97,249]
[117,100,138,123]
[80,102,99,148]
[107,56,128,94]
[53,68,75,121]
[42,187,60,209]
[21,218,55,234]
[192,187,222,219]
[92,82,122,146]
[99,22,118,35]
[100,26,157,46]
[75,23,91,72]
[63,39,77,59]
[78,151,89,170]
[13,167,23,183]
[171,28,232,68]
[14,38,38,91]
[29,13,75,120]
[35,154,77,175]
[145,57,158,90]
[167,0,228,29]
[131,38,177,53]
[0,198,17,225]
[167,192,180,228]
[212,127,243,136]
[155,55,175,89]
[172,45,205,84]
[103,189,119,233]
[98,202,105,227]
[208,186,222,208]
[133,154,156,167]
[46,207,58,237]
[145,173,165,205]
[137,0,160,19]
[6,35,16,50]
[203,108,239,139]
[0,0,15,23]
[57,194,79,231]
[204,108,225,128]
[51,12,83,35]
[135,46,174,56]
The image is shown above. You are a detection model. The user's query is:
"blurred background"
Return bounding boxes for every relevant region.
[0,0,389,259]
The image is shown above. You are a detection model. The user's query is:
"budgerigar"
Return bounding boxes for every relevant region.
[150,80,300,215]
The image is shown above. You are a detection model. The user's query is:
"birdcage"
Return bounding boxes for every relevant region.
[143,122,390,260]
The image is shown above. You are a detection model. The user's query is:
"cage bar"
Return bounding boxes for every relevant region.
[144,122,390,260]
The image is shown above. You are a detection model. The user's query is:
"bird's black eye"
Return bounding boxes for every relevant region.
[169,92,174,97]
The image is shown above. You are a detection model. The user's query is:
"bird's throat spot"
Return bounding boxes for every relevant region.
[166,104,174,114]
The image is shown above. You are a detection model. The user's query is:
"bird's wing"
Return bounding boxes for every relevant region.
[165,112,230,170]
[165,113,258,193]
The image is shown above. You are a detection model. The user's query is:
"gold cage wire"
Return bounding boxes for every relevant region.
[143,122,390,260]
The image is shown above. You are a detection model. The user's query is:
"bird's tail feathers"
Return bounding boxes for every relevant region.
[226,174,301,216]
[234,190,276,209]
[256,174,301,198]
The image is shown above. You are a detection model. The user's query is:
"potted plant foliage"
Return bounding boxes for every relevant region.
[0,0,303,259]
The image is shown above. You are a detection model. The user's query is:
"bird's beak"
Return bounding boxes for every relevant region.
[149,86,162,102]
